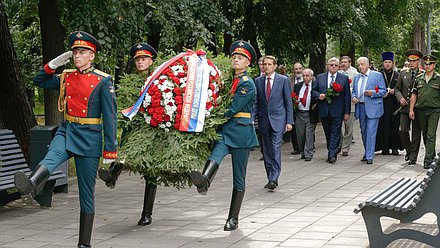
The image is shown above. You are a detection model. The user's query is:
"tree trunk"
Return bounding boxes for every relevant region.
[221,0,233,55]
[309,29,326,75]
[38,0,65,126]
[340,39,355,64]
[410,19,426,53]
[0,3,37,162]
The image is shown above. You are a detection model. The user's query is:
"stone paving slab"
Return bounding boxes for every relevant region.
[1,124,438,247]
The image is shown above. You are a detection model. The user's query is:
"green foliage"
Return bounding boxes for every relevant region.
[5,0,41,90]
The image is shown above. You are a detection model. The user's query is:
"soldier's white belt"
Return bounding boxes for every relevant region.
[233,112,251,118]
[65,113,102,125]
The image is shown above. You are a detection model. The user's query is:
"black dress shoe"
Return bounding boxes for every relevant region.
[291,151,300,155]
[301,155,305,159]
[267,181,276,190]
[264,182,270,188]
[342,152,348,156]
[367,160,373,164]
[361,156,367,162]
[305,158,312,161]
[424,162,431,169]
[391,149,399,155]
[408,159,416,165]
[327,158,336,164]
[382,151,390,155]
[405,153,410,161]
[259,156,264,161]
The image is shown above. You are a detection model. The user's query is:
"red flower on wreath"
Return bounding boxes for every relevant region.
[141,52,223,132]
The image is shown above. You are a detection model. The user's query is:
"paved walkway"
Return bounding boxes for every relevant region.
[0,124,437,248]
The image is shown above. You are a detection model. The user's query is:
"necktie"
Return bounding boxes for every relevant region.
[330,75,335,87]
[266,77,271,101]
[411,71,415,81]
[296,77,300,84]
[359,75,366,101]
[301,84,309,107]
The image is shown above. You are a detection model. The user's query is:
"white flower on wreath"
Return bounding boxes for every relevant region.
[144,114,151,124]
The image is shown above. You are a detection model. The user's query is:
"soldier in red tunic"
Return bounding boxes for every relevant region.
[14,31,118,248]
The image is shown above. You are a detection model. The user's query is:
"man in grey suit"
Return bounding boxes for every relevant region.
[253,55,293,191]
[294,68,319,161]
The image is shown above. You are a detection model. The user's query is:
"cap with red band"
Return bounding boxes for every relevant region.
[68,31,102,53]
[130,43,157,59]
[230,40,257,65]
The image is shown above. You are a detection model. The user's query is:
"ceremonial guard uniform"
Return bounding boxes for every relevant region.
[99,43,159,226]
[410,54,440,169]
[376,52,401,155]
[191,40,259,231]
[395,49,423,164]
[14,31,118,248]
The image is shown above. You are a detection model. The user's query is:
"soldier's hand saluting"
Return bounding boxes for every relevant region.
[48,51,73,69]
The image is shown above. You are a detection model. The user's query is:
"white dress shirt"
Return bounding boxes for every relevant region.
[299,82,312,110]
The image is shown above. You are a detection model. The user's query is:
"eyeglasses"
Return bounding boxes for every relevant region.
[328,64,339,67]
[424,62,436,65]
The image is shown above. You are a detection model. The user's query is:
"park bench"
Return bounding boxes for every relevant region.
[0,129,65,207]
[354,156,440,247]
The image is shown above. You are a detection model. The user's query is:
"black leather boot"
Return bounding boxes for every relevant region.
[190,160,219,195]
[138,181,157,226]
[78,212,94,248]
[224,188,245,231]
[98,162,122,189]
[14,164,50,198]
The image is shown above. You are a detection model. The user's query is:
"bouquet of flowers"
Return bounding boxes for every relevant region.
[325,82,343,104]
[291,91,299,111]
[117,50,232,188]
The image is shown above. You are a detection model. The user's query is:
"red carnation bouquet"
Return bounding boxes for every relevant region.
[291,91,299,111]
[325,82,343,104]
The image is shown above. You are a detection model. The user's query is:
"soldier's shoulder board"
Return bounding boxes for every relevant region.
[242,76,249,81]
[416,73,423,78]
[93,69,111,78]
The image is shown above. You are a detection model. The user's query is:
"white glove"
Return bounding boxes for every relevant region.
[48,51,72,69]
[103,158,116,164]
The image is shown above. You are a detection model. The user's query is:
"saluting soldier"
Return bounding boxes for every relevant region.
[14,31,118,248]
[99,43,159,226]
[395,49,423,164]
[191,40,259,231]
[409,53,440,169]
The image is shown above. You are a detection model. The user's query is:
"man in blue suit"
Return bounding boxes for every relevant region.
[253,55,293,190]
[352,57,386,164]
[312,57,351,164]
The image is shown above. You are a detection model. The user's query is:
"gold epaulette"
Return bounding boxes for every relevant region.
[242,76,249,81]
[93,69,111,78]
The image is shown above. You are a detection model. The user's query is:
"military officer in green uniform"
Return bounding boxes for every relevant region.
[409,53,440,169]
[98,43,159,226]
[395,49,423,164]
[14,31,118,248]
[191,40,259,231]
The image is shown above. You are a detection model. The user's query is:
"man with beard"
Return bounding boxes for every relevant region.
[376,52,401,155]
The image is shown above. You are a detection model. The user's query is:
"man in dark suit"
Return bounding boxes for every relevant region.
[294,68,319,161]
[312,57,351,164]
[253,55,293,190]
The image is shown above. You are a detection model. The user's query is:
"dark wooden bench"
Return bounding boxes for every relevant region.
[354,157,440,247]
[0,129,65,207]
